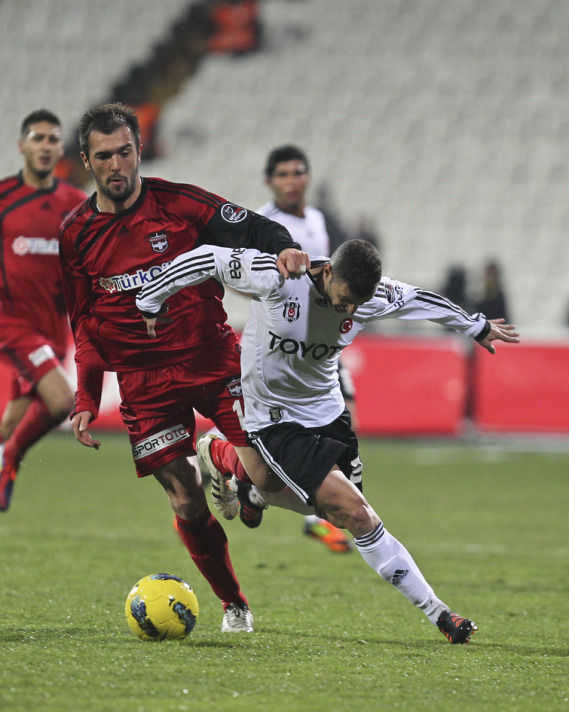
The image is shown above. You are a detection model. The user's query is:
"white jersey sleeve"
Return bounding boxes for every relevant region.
[136,245,283,315]
[358,276,487,338]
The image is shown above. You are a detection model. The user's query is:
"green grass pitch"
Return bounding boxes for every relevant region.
[1,431,567,712]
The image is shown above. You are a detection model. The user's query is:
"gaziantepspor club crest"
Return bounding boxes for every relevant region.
[146,232,169,253]
[226,377,243,397]
[283,299,301,323]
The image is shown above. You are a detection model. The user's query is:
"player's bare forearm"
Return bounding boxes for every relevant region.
[477,318,520,354]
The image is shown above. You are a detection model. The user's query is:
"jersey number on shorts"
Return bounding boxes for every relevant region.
[232,399,245,430]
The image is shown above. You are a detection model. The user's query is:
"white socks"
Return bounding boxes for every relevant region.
[355,523,446,624]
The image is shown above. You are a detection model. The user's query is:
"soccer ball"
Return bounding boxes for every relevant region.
[125,573,199,641]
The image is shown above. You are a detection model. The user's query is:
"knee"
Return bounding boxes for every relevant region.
[45,391,75,422]
[51,399,74,423]
[350,500,378,529]
[0,419,16,440]
[173,492,207,520]
[155,458,207,519]
[335,500,380,539]
[0,410,20,437]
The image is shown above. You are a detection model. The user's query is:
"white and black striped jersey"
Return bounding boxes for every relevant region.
[136,245,487,432]
[257,201,330,257]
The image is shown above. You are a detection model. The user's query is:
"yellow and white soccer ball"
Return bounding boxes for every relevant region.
[125,573,199,641]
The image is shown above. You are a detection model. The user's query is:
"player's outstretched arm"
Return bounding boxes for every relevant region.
[476,318,520,354]
[71,411,101,450]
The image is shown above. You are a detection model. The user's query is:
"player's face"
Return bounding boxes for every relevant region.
[82,126,141,211]
[18,121,64,179]
[322,266,373,315]
[266,159,309,215]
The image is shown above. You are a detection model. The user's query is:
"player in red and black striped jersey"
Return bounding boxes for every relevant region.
[59,102,309,631]
[0,110,86,512]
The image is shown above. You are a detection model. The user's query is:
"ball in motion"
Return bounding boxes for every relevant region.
[125,573,199,641]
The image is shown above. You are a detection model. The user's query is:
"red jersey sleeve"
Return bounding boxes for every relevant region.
[60,209,110,420]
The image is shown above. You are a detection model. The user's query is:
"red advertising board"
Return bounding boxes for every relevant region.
[472,341,569,433]
[342,334,468,436]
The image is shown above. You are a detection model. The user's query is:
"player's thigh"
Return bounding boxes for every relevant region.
[249,422,347,504]
[35,364,74,416]
[315,409,363,493]
[117,368,198,477]
[194,376,248,448]
[0,321,63,390]
[233,445,282,491]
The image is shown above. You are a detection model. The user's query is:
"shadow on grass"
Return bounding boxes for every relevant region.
[2,626,254,652]
[458,578,569,594]
[474,642,569,657]
[257,626,568,658]
[6,624,566,659]
[2,627,86,642]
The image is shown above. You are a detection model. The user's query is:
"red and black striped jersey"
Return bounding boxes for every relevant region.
[0,172,86,352]
[59,176,299,413]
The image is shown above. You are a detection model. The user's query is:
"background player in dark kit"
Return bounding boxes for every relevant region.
[0,109,86,511]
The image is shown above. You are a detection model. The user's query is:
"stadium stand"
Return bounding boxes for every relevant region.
[1,0,568,337]
[0,0,192,185]
[149,0,569,337]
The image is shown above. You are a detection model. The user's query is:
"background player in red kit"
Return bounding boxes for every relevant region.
[59,102,309,632]
[0,110,86,511]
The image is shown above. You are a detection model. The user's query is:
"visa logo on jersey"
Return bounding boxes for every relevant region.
[99,260,173,293]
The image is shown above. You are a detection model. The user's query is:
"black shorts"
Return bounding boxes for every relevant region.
[248,410,362,505]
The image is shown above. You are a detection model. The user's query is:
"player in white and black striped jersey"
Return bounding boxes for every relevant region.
[137,239,519,643]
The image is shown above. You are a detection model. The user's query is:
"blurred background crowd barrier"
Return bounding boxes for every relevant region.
[2,334,567,436]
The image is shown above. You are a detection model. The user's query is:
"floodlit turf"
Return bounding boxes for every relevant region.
[1,431,568,712]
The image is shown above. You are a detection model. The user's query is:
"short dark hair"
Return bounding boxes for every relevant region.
[329,239,382,299]
[79,102,140,157]
[264,144,310,177]
[20,109,61,137]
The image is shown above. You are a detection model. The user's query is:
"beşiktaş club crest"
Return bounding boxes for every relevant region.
[283,298,301,323]
[146,231,169,253]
